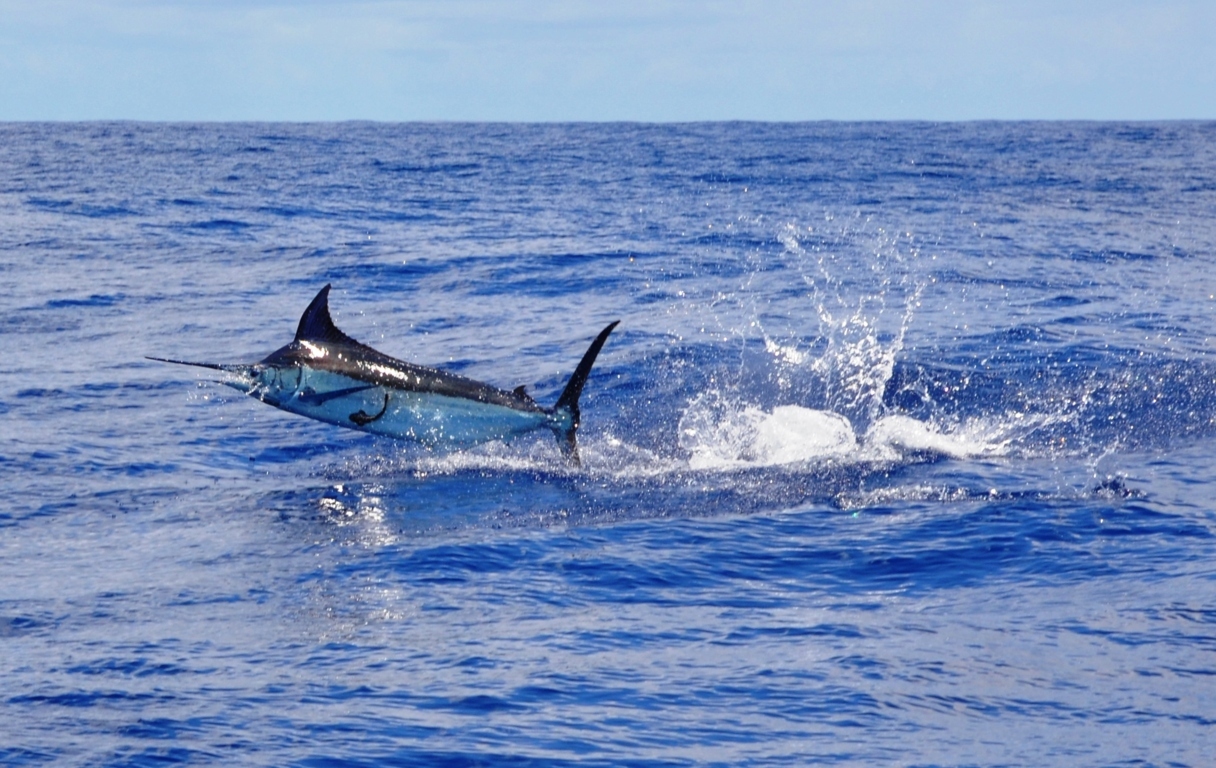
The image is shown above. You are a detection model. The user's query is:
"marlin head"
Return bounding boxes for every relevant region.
[145,286,348,404]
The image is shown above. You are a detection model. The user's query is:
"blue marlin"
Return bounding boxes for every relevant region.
[150,285,619,465]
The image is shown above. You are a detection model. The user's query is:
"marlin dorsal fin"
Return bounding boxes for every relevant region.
[295,284,360,346]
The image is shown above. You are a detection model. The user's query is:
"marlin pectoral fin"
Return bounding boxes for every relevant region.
[298,384,377,406]
[350,393,390,426]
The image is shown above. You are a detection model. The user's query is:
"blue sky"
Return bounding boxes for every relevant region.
[2,0,1214,121]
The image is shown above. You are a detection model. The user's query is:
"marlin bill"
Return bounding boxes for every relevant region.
[150,285,619,466]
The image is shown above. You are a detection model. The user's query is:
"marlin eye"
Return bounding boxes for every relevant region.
[300,387,316,397]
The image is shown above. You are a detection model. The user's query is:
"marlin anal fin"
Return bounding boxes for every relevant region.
[552,321,620,467]
[350,393,390,426]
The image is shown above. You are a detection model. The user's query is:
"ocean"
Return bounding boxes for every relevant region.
[1,121,1214,766]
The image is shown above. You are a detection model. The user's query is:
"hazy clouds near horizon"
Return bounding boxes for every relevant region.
[2,0,1214,121]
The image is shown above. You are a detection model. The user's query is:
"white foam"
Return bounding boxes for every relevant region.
[682,397,859,470]
[681,401,768,470]
[864,414,993,460]
[751,406,857,465]
[677,381,1034,470]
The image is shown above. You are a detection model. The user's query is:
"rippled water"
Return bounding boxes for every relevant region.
[2,122,1216,766]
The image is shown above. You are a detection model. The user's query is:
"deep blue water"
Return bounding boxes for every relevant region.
[2,122,1216,766]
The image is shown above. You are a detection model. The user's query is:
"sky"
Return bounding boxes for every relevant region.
[2,0,1214,121]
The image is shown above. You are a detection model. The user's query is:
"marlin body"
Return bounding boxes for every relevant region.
[151,285,619,465]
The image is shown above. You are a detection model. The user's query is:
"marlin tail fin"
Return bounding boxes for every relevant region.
[552,321,619,467]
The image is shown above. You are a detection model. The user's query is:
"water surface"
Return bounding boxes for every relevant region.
[2,122,1215,766]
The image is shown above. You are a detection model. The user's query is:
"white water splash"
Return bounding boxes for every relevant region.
[864,414,1004,460]
[680,395,858,470]
[679,397,1009,469]
[675,221,941,470]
